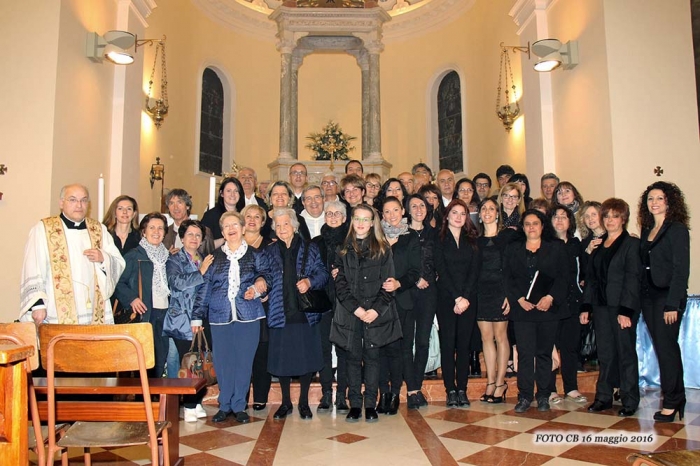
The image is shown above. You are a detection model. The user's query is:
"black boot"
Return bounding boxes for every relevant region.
[387,393,400,415]
[317,390,332,413]
[376,392,391,414]
[469,351,482,378]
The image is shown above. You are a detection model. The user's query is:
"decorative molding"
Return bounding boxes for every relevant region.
[128,0,158,27]
[509,0,554,30]
[191,0,476,43]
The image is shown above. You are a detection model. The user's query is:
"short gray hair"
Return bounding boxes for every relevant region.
[270,207,299,232]
[541,173,560,184]
[324,200,347,219]
[60,184,90,200]
[302,184,323,198]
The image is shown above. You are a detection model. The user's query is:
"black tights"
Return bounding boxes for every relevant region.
[279,373,313,407]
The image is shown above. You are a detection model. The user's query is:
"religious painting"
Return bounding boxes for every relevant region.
[438,71,464,173]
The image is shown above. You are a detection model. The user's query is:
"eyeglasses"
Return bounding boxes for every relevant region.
[475,182,490,189]
[325,211,344,218]
[366,183,381,189]
[353,217,372,223]
[65,197,89,205]
[321,181,337,186]
[184,232,203,239]
[502,194,520,200]
[290,171,307,177]
[458,188,474,194]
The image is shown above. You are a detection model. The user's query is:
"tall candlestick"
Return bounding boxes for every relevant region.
[209,174,216,209]
[97,174,105,221]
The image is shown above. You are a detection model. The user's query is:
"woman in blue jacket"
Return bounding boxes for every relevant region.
[191,211,281,424]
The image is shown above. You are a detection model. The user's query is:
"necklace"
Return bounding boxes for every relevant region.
[246,234,263,247]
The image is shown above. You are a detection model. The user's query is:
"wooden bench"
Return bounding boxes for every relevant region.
[33,376,205,466]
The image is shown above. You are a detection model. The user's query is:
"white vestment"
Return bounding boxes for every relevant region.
[19,219,125,324]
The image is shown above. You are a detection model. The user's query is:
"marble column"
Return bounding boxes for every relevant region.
[350,49,370,160]
[291,54,302,160]
[367,47,382,161]
[278,51,294,160]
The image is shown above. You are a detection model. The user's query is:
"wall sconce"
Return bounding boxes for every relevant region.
[532,39,579,72]
[86,31,165,65]
[150,157,165,189]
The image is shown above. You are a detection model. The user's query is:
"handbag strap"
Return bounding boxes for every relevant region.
[188,330,211,353]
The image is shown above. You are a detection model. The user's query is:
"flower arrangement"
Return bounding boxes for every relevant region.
[306,121,356,161]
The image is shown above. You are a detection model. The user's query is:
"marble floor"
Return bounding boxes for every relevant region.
[38,384,700,465]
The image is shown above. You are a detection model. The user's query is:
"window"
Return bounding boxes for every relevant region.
[437,71,463,173]
[199,68,224,175]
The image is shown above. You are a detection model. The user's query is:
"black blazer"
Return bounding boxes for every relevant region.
[583,231,641,317]
[434,230,480,304]
[641,221,690,312]
[504,239,569,322]
[389,231,421,310]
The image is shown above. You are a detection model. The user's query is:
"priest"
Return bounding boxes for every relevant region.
[19,184,125,325]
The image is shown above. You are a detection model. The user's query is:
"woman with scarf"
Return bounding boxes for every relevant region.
[434,199,480,407]
[376,196,420,415]
[555,181,585,215]
[191,211,280,424]
[266,207,329,421]
[405,193,438,409]
[498,182,526,230]
[114,212,171,377]
[331,204,401,422]
[317,200,350,413]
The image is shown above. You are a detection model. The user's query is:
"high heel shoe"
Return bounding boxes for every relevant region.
[480,383,496,402]
[654,400,686,423]
[488,384,508,404]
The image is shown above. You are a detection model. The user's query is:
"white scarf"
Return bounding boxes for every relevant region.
[139,237,170,300]
[222,241,248,321]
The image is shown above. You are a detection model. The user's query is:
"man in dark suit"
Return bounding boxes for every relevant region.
[239,167,268,210]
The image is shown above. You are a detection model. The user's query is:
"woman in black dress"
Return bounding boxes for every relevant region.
[434,199,480,407]
[418,184,444,229]
[476,198,512,403]
[266,207,329,421]
[405,194,438,409]
[581,198,641,417]
[637,182,690,422]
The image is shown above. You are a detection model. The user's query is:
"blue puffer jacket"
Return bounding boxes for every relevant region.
[265,237,330,328]
[165,249,205,340]
[191,245,282,325]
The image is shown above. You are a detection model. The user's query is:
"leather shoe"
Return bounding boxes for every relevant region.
[346,407,362,422]
[317,391,332,413]
[298,404,313,420]
[416,391,429,407]
[407,393,420,410]
[234,411,250,423]
[273,404,293,419]
[252,403,266,411]
[377,393,391,414]
[212,410,232,423]
[457,390,470,407]
[587,400,613,412]
[618,408,636,417]
[365,407,379,422]
[537,398,550,412]
[335,399,350,414]
[446,390,459,407]
[387,394,399,415]
[514,397,531,413]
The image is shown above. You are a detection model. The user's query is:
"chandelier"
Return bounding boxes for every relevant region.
[145,36,169,129]
[495,43,524,132]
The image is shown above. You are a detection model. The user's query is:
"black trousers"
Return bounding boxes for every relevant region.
[379,303,407,395]
[436,297,475,392]
[405,288,437,391]
[549,311,581,394]
[514,319,558,402]
[319,311,348,398]
[347,322,380,409]
[250,340,271,404]
[593,305,640,410]
[150,308,169,378]
[642,290,685,409]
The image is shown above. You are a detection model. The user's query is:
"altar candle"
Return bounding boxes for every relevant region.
[209,174,216,209]
[97,174,105,221]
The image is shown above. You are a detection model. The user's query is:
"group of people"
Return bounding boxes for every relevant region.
[19,159,690,426]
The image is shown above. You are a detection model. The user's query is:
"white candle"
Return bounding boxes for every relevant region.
[208,174,216,209]
[97,174,105,221]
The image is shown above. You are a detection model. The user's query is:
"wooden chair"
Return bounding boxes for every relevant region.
[39,323,170,466]
[0,321,67,466]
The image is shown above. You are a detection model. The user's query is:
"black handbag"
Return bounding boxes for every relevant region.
[580,319,597,360]
[297,240,332,313]
[112,263,143,324]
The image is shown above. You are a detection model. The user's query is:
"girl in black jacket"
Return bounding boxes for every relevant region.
[637,182,690,422]
[434,199,480,407]
[330,204,401,423]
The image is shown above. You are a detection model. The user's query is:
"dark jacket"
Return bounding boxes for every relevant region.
[331,241,402,351]
[388,231,421,310]
[562,237,584,317]
[200,204,227,240]
[266,236,330,327]
[113,246,159,322]
[410,225,437,285]
[165,248,205,340]
[504,239,569,322]
[583,231,641,318]
[110,229,140,257]
[317,223,349,304]
[434,230,480,303]
[163,222,216,256]
[640,221,689,312]
[191,244,282,325]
